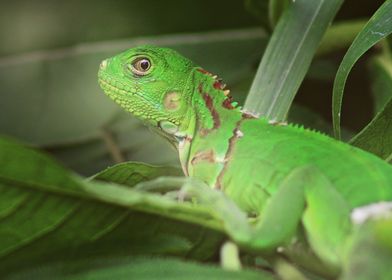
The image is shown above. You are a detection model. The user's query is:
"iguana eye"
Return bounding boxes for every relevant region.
[130,57,151,76]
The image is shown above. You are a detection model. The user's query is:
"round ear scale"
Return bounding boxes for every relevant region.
[163,92,181,111]
[158,121,179,135]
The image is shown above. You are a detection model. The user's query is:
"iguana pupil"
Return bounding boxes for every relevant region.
[140,60,150,70]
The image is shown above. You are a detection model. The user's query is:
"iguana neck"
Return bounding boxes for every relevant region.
[186,68,239,137]
[177,68,241,175]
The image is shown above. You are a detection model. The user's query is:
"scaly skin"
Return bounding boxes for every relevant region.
[98,45,392,276]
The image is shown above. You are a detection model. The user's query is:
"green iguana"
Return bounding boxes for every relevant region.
[98,45,392,279]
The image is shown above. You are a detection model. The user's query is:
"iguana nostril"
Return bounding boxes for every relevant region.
[100,59,108,70]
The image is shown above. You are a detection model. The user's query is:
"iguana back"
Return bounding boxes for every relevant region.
[190,115,392,213]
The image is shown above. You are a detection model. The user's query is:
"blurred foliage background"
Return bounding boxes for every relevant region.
[0,0,386,175]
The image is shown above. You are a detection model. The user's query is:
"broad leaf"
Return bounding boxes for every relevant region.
[332,0,392,139]
[7,257,276,280]
[0,137,224,275]
[91,161,183,185]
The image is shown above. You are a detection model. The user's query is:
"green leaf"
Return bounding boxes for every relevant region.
[0,137,224,275]
[332,0,392,139]
[244,0,343,121]
[91,161,183,186]
[268,0,290,28]
[349,97,392,161]
[7,257,276,280]
[349,53,392,161]
[369,52,392,113]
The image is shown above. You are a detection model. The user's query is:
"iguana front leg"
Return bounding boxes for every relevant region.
[175,167,351,274]
[134,175,252,231]
[134,167,352,274]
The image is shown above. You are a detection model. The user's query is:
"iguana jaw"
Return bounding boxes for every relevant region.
[98,74,154,116]
[98,76,137,106]
[98,69,178,140]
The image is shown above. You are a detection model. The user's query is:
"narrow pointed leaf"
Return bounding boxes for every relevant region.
[244,0,343,121]
[349,55,392,161]
[0,137,224,275]
[268,0,290,28]
[332,0,392,139]
[369,53,392,113]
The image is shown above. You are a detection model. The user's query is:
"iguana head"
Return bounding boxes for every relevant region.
[99,45,236,148]
[98,45,196,135]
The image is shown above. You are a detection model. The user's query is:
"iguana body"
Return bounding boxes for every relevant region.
[98,46,392,277]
